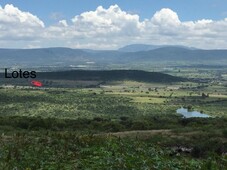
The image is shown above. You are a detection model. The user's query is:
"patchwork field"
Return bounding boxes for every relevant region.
[0,68,227,169]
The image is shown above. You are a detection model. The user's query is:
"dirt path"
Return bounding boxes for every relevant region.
[97,129,172,139]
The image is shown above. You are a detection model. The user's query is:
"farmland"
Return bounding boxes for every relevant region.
[0,68,227,169]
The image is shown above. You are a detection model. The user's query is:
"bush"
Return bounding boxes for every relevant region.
[222,128,227,138]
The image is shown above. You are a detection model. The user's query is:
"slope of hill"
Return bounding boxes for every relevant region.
[0,47,92,66]
[119,47,227,63]
[118,44,162,52]
[118,44,196,52]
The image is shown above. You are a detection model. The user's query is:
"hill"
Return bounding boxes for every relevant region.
[0,70,185,88]
[37,70,185,83]
[121,47,227,62]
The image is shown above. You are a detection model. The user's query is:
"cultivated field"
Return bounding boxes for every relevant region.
[0,67,227,169]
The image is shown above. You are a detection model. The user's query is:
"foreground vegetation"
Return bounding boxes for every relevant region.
[1,130,226,170]
[0,114,227,169]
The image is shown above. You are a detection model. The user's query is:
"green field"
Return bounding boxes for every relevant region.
[0,68,227,169]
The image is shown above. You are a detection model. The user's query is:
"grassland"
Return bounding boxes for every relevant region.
[0,67,227,169]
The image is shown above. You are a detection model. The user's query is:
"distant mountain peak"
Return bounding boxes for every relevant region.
[118,44,197,52]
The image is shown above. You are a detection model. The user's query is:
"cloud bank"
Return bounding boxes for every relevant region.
[0,4,227,49]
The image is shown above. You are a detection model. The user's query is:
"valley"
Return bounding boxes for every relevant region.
[0,66,226,169]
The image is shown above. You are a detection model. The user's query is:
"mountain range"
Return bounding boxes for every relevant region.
[0,44,227,69]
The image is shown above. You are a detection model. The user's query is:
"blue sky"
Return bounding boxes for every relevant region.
[0,0,227,49]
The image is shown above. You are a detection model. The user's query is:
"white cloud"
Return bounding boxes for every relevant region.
[0,4,227,49]
[71,5,142,37]
[0,4,44,27]
[59,20,68,27]
[151,8,180,27]
[0,4,44,42]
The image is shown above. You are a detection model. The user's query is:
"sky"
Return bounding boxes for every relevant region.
[0,0,227,49]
